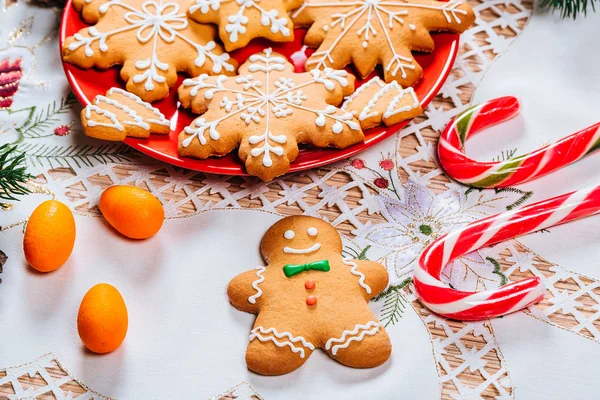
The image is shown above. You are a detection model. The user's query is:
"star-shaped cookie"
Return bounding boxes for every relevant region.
[188,0,302,51]
[177,48,363,181]
[63,0,237,102]
[292,0,475,87]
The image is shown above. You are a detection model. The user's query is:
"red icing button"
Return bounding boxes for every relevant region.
[306,295,317,306]
[305,280,316,290]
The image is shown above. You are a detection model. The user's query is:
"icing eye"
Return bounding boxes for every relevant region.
[284,230,295,240]
[307,227,318,237]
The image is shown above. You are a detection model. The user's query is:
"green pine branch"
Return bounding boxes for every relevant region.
[541,0,597,19]
[18,142,137,170]
[16,93,78,139]
[373,278,412,327]
[485,257,508,286]
[0,144,33,201]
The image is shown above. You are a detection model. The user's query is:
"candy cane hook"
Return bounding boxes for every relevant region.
[413,97,600,320]
[438,96,600,188]
[414,185,600,320]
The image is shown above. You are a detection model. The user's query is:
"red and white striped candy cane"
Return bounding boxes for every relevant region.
[413,96,600,320]
[438,96,600,188]
[414,186,600,320]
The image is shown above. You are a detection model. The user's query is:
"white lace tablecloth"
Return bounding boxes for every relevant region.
[1,0,599,398]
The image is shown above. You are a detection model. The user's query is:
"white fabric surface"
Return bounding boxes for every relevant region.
[473,7,600,400]
[473,7,600,276]
[0,211,439,399]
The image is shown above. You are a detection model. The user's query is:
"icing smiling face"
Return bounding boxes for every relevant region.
[260,216,342,262]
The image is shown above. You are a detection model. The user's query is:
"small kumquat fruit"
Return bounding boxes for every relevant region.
[23,200,76,272]
[78,283,128,354]
[99,185,164,239]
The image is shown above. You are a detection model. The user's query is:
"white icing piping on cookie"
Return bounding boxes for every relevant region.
[330,324,381,355]
[341,76,384,111]
[84,105,124,131]
[94,95,150,130]
[107,87,170,126]
[248,266,266,304]
[343,258,372,294]
[249,327,315,358]
[383,85,419,118]
[283,243,321,254]
[325,321,381,355]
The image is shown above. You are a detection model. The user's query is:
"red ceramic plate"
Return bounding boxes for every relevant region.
[59,2,458,175]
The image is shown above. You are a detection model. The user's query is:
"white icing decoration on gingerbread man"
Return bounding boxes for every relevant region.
[249,326,315,358]
[325,321,382,355]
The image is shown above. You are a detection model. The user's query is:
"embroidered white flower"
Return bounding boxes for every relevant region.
[359,180,496,280]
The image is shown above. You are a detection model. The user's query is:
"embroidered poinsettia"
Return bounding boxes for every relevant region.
[63,0,236,102]
[358,180,495,279]
[178,48,363,181]
[188,0,302,51]
[0,57,23,109]
[292,0,475,86]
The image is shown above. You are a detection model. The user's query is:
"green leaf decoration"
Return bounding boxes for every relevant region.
[15,93,78,139]
[540,0,597,19]
[0,144,33,201]
[485,256,508,286]
[357,245,371,260]
[494,187,534,210]
[373,278,412,327]
[17,142,137,170]
[342,245,371,260]
[492,148,517,162]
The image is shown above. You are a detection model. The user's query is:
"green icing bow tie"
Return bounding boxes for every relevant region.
[283,260,330,278]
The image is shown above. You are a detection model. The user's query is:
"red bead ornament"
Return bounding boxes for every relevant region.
[306,295,317,306]
[305,280,316,290]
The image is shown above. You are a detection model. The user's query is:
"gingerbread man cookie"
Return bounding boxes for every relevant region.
[178,48,363,181]
[63,0,236,103]
[227,216,391,375]
[292,0,475,87]
[188,0,302,51]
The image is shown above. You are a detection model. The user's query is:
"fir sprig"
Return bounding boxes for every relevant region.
[541,0,597,19]
[17,93,78,139]
[373,278,412,327]
[485,257,508,286]
[0,144,33,201]
[18,142,137,170]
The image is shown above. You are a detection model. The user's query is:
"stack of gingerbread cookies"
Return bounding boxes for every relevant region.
[62,0,475,180]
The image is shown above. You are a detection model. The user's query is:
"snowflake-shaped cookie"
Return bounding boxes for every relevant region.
[292,0,475,87]
[63,0,237,102]
[188,0,302,51]
[178,48,363,181]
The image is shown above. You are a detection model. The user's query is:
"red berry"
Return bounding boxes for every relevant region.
[351,159,366,169]
[379,159,394,171]
[54,125,71,136]
[374,177,389,189]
